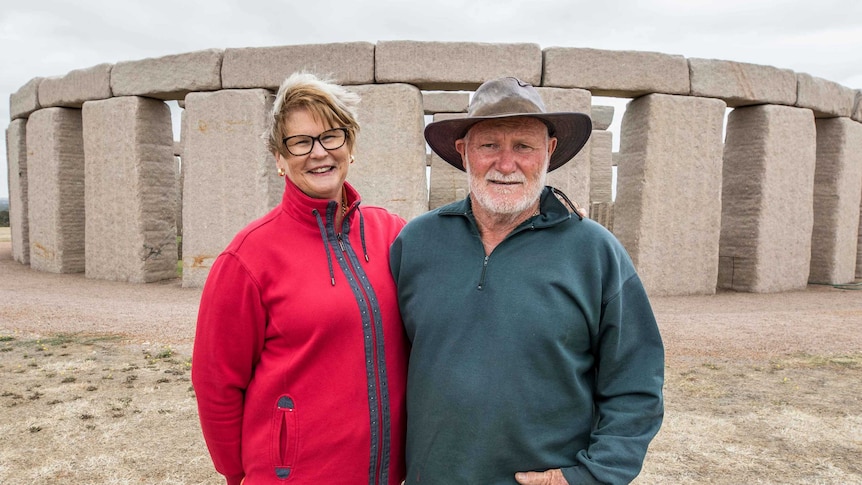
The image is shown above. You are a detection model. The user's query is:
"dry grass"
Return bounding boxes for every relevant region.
[637,354,862,484]
[1,332,860,484]
[0,227,10,243]
[0,332,219,484]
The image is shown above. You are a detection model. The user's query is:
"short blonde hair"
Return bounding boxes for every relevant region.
[265,72,360,157]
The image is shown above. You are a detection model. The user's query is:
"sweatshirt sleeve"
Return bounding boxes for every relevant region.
[191,252,267,484]
[564,273,665,484]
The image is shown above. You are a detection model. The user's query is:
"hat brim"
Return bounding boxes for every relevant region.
[424,112,593,172]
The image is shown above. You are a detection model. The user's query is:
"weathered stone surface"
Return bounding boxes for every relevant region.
[6,119,29,264]
[422,91,470,114]
[852,90,862,123]
[809,117,862,284]
[590,201,614,231]
[589,130,613,204]
[719,105,817,293]
[539,87,593,208]
[858,198,862,279]
[688,58,797,107]
[181,89,277,288]
[111,49,223,100]
[82,96,177,283]
[543,48,690,98]
[222,42,375,90]
[25,108,85,273]
[348,84,428,219]
[38,63,113,108]
[616,94,726,296]
[796,73,856,118]
[427,113,468,210]
[10,77,43,120]
[591,105,615,130]
[375,41,542,90]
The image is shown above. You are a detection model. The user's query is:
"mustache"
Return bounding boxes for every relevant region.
[485,171,526,183]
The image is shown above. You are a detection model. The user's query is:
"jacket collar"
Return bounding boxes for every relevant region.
[280,178,360,224]
[438,186,574,229]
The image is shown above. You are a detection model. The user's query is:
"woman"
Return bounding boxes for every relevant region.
[191,72,408,485]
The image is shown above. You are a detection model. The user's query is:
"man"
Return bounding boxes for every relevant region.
[390,77,664,485]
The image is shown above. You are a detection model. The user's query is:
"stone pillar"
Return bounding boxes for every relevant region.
[82,96,178,283]
[809,117,862,284]
[349,83,428,220]
[6,119,29,264]
[25,108,85,273]
[182,89,278,288]
[538,87,592,211]
[616,94,727,296]
[719,105,817,292]
[589,129,613,204]
[858,204,862,279]
[427,113,468,210]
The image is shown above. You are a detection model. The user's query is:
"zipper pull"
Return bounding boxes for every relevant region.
[337,233,346,251]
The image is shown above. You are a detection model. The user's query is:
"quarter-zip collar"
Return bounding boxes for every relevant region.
[439,186,577,230]
[280,176,360,228]
[281,178,369,285]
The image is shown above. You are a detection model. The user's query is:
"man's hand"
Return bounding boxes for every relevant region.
[514,468,569,485]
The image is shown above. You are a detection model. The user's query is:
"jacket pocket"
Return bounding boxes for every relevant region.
[270,395,298,480]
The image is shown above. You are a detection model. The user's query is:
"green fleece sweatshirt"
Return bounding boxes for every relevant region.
[390,187,664,485]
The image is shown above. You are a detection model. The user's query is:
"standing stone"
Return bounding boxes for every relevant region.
[809,118,862,284]
[26,108,85,273]
[590,201,614,231]
[6,119,29,264]
[175,154,183,261]
[538,87,592,210]
[616,94,727,296]
[427,113,468,210]
[348,84,428,220]
[589,130,613,204]
[719,105,817,292]
[182,89,278,288]
[82,96,178,283]
[858,202,862,279]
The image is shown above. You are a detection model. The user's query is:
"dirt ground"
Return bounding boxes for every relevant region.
[0,234,860,484]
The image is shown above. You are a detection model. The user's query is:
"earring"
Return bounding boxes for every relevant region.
[350,155,355,164]
[277,167,285,177]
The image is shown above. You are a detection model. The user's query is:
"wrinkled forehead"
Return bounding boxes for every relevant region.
[465,116,550,139]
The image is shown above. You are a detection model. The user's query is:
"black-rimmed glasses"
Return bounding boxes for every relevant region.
[282,127,348,156]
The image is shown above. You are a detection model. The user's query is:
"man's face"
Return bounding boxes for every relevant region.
[456,117,557,215]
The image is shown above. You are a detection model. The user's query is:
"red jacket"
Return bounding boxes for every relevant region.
[192,180,408,484]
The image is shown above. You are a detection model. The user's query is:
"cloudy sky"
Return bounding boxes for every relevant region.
[2,0,862,199]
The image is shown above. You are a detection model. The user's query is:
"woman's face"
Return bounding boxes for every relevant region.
[276,108,351,200]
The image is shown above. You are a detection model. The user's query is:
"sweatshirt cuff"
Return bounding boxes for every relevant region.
[561,465,601,485]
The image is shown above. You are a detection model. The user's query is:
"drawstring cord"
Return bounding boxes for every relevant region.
[312,209,337,286]
[312,203,370,286]
[552,187,584,221]
[358,208,369,262]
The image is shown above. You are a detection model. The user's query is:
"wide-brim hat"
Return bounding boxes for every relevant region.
[424,77,593,172]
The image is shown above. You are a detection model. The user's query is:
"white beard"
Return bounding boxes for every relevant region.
[466,155,548,215]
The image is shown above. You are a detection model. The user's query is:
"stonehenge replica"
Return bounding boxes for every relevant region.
[6,41,862,295]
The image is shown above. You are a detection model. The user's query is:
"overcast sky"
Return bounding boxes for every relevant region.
[3,0,862,199]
